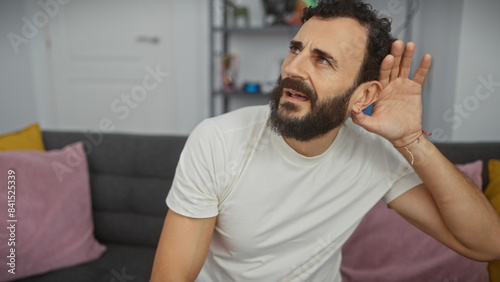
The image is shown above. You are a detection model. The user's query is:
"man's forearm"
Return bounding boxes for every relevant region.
[396,135,500,260]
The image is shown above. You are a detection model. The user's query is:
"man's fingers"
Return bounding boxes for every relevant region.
[399,42,415,78]
[413,54,432,85]
[352,110,376,133]
[389,40,404,81]
[379,55,394,88]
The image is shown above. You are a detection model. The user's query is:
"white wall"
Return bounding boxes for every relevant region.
[171,0,210,134]
[0,0,39,134]
[451,0,500,141]
[407,0,500,142]
[409,0,464,142]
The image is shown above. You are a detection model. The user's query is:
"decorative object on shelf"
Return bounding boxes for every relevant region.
[363,104,374,116]
[261,0,296,25]
[220,53,239,92]
[302,0,319,8]
[225,0,250,27]
[243,82,261,93]
[283,0,320,25]
[283,0,307,25]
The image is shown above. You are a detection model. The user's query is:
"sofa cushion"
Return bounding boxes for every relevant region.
[0,123,45,151]
[455,160,483,189]
[341,200,489,281]
[485,159,500,281]
[41,131,187,247]
[0,142,106,281]
[434,142,500,190]
[11,244,155,282]
[340,160,489,281]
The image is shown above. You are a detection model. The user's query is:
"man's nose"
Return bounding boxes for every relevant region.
[283,52,309,80]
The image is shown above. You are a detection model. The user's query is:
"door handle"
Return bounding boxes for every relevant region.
[136,36,159,44]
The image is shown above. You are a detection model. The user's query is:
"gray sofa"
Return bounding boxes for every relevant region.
[14,131,187,282]
[12,130,500,282]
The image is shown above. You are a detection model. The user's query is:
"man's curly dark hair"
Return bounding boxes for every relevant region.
[302,0,396,86]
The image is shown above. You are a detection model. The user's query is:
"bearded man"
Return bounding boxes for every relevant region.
[151,1,500,281]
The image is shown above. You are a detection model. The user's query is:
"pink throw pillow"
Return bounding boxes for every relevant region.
[456,160,483,189]
[341,160,488,281]
[0,142,106,281]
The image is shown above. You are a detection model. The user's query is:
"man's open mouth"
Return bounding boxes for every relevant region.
[284,88,309,102]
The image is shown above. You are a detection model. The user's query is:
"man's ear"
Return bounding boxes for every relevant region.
[348,80,382,113]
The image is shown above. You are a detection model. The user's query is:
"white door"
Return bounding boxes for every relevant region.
[46,0,177,134]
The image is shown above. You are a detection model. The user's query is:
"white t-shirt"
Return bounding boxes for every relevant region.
[166,105,423,281]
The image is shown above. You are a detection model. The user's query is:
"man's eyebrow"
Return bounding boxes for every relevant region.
[289,40,303,49]
[313,48,338,68]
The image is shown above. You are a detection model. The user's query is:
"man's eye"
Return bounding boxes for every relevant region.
[317,57,331,66]
[289,46,300,54]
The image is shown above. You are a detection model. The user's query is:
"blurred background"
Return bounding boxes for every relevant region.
[1,0,499,141]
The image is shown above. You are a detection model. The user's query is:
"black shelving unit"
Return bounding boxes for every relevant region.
[209,0,301,116]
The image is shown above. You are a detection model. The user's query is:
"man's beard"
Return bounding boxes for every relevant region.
[268,76,356,142]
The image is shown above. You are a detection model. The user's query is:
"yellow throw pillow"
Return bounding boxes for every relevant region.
[485,159,500,282]
[0,123,45,151]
